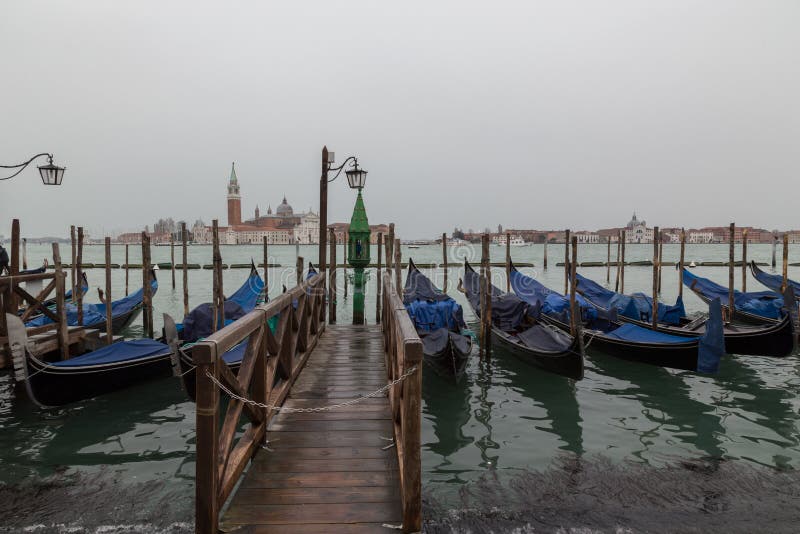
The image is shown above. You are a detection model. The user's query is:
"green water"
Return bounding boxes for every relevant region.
[1,242,799,525]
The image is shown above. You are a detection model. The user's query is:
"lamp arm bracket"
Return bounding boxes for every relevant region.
[0,153,54,181]
[327,156,358,182]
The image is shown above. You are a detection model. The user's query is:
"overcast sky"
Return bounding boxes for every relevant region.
[1,1,798,239]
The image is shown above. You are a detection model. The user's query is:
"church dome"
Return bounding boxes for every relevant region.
[276,196,293,216]
[627,212,644,229]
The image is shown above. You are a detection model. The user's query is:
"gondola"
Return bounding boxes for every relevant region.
[750,261,800,301]
[6,313,174,408]
[24,270,158,334]
[461,261,584,380]
[404,259,472,381]
[574,271,795,357]
[681,268,783,325]
[510,265,725,373]
[168,263,267,401]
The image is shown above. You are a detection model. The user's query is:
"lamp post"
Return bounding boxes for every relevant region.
[1,153,66,185]
[319,147,368,324]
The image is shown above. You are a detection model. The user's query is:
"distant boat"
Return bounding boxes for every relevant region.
[495,236,526,246]
[689,261,697,268]
[408,245,421,249]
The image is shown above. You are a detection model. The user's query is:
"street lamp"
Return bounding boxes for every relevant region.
[0,153,66,185]
[319,147,370,324]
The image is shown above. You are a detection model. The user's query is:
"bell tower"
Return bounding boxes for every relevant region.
[227,162,241,226]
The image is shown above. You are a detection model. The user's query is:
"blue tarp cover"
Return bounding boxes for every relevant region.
[52,338,170,367]
[575,273,685,325]
[751,263,800,297]
[510,268,598,322]
[228,269,265,312]
[404,266,465,332]
[463,265,529,331]
[604,323,693,344]
[682,269,783,319]
[222,342,247,364]
[26,279,157,328]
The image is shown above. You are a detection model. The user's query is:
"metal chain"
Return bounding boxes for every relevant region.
[204,364,419,413]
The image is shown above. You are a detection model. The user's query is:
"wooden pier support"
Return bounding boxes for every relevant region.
[77,227,84,325]
[728,223,735,318]
[742,228,748,292]
[442,232,448,294]
[104,237,113,344]
[376,232,382,323]
[652,226,660,329]
[183,223,189,315]
[329,228,337,323]
[142,231,153,338]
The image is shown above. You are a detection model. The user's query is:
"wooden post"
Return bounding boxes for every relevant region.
[70,225,77,303]
[193,344,219,534]
[401,337,423,533]
[652,227,660,329]
[620,230,626,293]
[262,235,269,297]
[77,227,84,325]
[606,237,611,284]
[742,229,748,292]
[657,232,664,294]
[319,146,329,323]
[6,220,20,313]
[728,223,735,317]
[543,238,548,269]
[183,223,189,315]
[481,234,492,360]
[505,232,511,292]
[170,233,176,289]
[615,230,622,292]
[296,256,303,286]
[394,239,402,294]
[105,237,113,344]
[782,232,789,292]
[211,220,222,333]
[142,231,153,338]
[387,223,395,270]
[563,229,570,294]
[772,233,777,269]
[52,243,69,360]
[125,244,130,296]
[376,233,382,323]
[329,228,337,323]
[442,232,448,294]
[569,236,579,336]
[679,228,686,298]
[22,238,27,270]
[479,235,487,360]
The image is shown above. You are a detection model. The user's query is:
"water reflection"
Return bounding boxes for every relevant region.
[587,354,726,463]
[422,367,473,458]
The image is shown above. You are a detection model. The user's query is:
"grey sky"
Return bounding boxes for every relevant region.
[2,1,798,239]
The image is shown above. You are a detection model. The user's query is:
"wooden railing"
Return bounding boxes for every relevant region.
[193,272,326,534]
[381,270,423,533]
[0,243,69,360]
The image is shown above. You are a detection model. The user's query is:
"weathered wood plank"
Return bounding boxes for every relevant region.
[242,470,399,489]
[268,419,393,432]
[223,502,401,525]
[232,486,399,505]
[253,457,397,473]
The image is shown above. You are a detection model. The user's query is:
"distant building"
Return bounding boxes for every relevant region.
[625,212,653,243]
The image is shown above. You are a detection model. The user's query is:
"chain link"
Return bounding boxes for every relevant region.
[204,364,419,413]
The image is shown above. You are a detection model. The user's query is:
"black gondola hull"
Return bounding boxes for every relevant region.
[421,333,473,381]
[490,326,584,380]
[19,353,173,407]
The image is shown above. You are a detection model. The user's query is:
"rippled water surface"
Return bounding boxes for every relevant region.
[2,242,799,531]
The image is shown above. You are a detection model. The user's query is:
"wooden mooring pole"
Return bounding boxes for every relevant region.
[183,223,189,315]
[569,236,579,336]
[52,243,70,360]
[543,238,548,270]
[344,230,349,299]
[606,237,611,284]
[125,244,130,296]
[772,233,778,269]
[170,233,176,289]
[679,228,685,299]
[615,230,622,292]
[329,228,337,323]
[142,231,153,338]
[728,223,735,318]
[620,230,626,293]
[21,238,27,270]
[211,220,222,333]
[442,232,448,294]
[505,232,511,293]
[782,232,789,292]
[563,229,570,294]
[387,223,395,271]
[105,237,113,344]
[652,227,660,329]
[657,231,664,294]
[296,256,304,286]
[742,228,748,292]
[70,225,77,302]
[394,238,402,293]
[77,227,84,325]
[480,233,492,360]
[375,232,382,323]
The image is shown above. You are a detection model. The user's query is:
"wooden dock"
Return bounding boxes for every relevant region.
[193,270,422,534]
[221,324,402,533]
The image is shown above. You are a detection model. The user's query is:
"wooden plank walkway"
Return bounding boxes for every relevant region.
[221,324,402,533]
